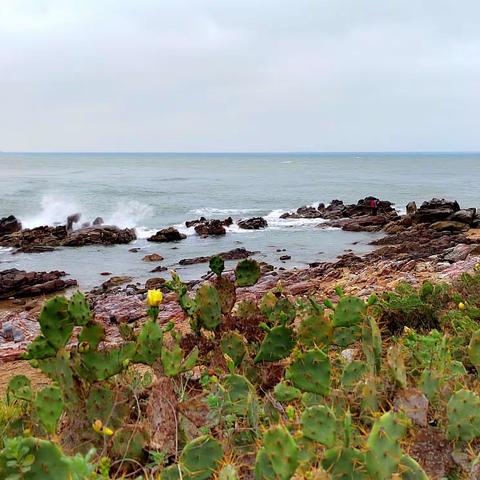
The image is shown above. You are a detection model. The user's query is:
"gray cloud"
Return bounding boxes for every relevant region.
[0,0,479,151]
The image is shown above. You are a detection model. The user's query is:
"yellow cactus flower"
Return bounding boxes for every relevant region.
[147,289,163,307]
[92,419,103,433]
[102,427,114,436]
[458,302,466,310]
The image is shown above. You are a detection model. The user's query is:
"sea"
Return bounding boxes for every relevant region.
[1,152,479,290]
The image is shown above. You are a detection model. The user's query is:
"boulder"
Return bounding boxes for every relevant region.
[450,208,476,224]
[412,198,460,224]
[185,217,207,228]
[237,217,268,229]
[406,201,417,215]
[194,219,227,236]
[67,213,81,231]
[473,214,480,229]
[143,253,164,262]
[0,268,77,299]
[147,227,187,242]
[0,225,68,249]
[145,277,167,290]
[0,215,22,237]
[62,226,136,247]
[92,217,104,226]
[430,221,469,232]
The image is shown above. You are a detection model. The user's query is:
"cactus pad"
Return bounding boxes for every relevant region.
[38,296,73,349]
[286,348,331,395]
[209,255,225,276]
[301,405,337,447]
[67,291,91,326]
[7,375,33,403]
[254,326,295,363]
[235,259,261,287]
[341,361,367,388]
[214,276,236,315]
[446,389,480,442]
[332,296,366,327]
[179,435,224,480]
[195,283,222,330]
[134,320,163,365]
[34,386,63,434]
[78,321,105,350]
[220,332,247,366]
[273,382,302,402]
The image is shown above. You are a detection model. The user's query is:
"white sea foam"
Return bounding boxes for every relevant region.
[22,194,81,228]
[190,207,261,216]
[264,209,327,230]
[104,200,154,229]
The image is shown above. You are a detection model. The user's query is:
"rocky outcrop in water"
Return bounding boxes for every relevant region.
[194,218,232,237]
[237,217,268,229]
[0,216,22,237]
[0,268,77,299]
[147,227,186,242]
[0,225,136,251]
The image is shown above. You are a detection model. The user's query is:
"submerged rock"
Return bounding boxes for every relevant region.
[194,219,229,237]
[179,247,257,265]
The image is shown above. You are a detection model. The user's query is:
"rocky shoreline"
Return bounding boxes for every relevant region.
[1,197,480,362]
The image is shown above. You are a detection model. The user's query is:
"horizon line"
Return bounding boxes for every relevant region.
[1,150,480,155]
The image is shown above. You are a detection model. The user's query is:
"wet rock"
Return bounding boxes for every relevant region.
[279,255,291,261]
[450,208,476,224]
[129,247,141,253]
[147,227,187,242]
[194,219,229,237]
[412,198,460,224]
[0,225,67,250]
[0,268,77,299]
[185,216,207,228]
[406,201,417,215]
[237,217,268,229]
[0,215,22,237]
[92,217,104,226]
[393,388,428,426]
[143,253,164,262]
[63,226,136,246]
[324,214,392,232]
[100,272,112,276]
[96,276,132,292]
[145,277,167,290]
[179,247,257,265]
[67,213,81,231]
[150,265,168,273]
[431,221,469,232]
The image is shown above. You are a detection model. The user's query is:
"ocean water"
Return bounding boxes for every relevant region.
[1,152,479,290]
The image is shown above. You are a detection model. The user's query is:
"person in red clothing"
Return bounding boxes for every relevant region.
[370,198,379,216]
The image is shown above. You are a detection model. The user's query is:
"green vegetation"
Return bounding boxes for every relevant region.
[3,260,480,478]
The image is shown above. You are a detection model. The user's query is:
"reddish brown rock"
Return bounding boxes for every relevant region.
[147,227,186,242]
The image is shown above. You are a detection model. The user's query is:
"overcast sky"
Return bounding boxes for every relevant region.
[1,0,479,152]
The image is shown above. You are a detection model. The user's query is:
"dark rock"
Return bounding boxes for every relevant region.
[100,272,112,276]
[194,219,227,237]
[185,217,207,228]
[279,255,291,261]
[237,217,268,230]
[450,208,476,224]
[93,217,104,226]
[150,265,167,273]
[98,276,132,292]
[147,227,187,242]
[0,215,22,237]
[145,277,167,290]
[143,253,164,262]
[129,247,141,253]
[412,198,460,224]
[81,222,91,228]
[67,213,81,231]
[322,214,392,232]
[0,225,67,249]
[179,247,257,266]
[0,268,77,299]
[63,226,136,247]
[430,221,469,232]
[406,201,417,215]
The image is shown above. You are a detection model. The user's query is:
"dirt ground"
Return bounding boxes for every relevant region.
[0,360,50,396]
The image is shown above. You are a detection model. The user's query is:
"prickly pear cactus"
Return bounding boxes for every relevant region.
[78,321,105,350]
[387,344,407,388]
[221,373,255,417]
[0,437,70,479]
[362,315,382,374]
[195,283,222,330]
[34,385,64,434]
[254,325,295,363]
[218,464,239,480]
[111,426,148,461]
[273,382,302,402]
[255,425,298,480]
[220,331,247,366]
[286,348,331,395]
[260,291,277,318]
[365,411,408,479]
[7,375,33,403]
[332,296,366,327]
[297,299,332,349]
[23,335,57,360]
[321,446,367,479]
[446,389,480,442]
[301,405,336,447]
[161,331,198,376]
[214,276,236,315]
[86,386,114,425]
[398,454,429,479]
[67,291,91,326]
[468,330,480,374]
[164,435,223,480]
[209,255,225,276]
[341,361,367,388]
[38,296,73,349]
[332,326,361,347]
[235,259,261,287]
[134,320,163,365]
